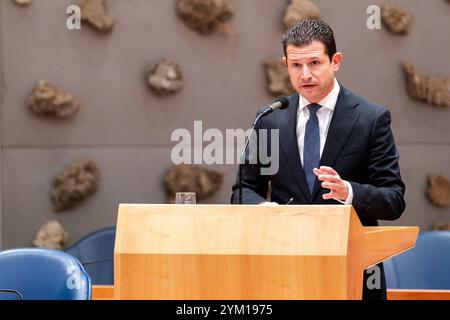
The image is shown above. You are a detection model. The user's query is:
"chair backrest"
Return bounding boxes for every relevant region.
[385,231,450,289]
[383,258,398,289]
[65,226,116,285]
[0,248,91,300]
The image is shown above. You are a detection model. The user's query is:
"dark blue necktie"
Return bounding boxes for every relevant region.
[303,103,322,195]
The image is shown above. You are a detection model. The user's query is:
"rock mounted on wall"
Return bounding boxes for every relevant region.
[264,59,296,97]
[382,4,413,35]
[431,221,450,231]
[403,62,450,108]
[33,220,69,250]
[28,79,80,119]
[176,0,234,35]
[51,159,100,212]
[164,164,223,203]
[147,59,183,96]
[13,0,32,6]
[78,0,115,33]
[427,174,450,208]
[283,0,321,29]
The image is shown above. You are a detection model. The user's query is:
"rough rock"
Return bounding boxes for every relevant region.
[283,0,321,29]
[51,159,100,212]
[78,0,115,33]
[431,221,450,231]
[382,4,413,35]
[13,0,32,6]
[176,0,233,35]
[264,59,296,97]
[403,62,450,108]
[28,79,80,119]
[164,164,223,203]
[427,174,450,208]
[33,220,69,250]
[147,59,183,96]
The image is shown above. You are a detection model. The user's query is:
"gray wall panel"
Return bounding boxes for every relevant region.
[1,147,236,248]
[1,0,449,248]
[3,0,448,147]
[382,145,450,230]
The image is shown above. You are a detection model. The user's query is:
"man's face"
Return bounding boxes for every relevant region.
[283,41,342,103]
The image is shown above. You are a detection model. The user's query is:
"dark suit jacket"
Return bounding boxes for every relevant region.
[231,84,406,299]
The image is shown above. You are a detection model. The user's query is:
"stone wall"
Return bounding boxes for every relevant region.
[0,0,449,248]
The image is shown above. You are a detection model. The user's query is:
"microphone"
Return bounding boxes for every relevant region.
[257,96,290,119]
[252,96,289,129]
[238,96,290,204]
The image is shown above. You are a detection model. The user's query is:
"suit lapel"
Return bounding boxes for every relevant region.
[311,86,361,200]
[277,93,311,201]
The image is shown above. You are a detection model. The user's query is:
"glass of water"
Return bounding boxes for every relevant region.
[175,192,197,204]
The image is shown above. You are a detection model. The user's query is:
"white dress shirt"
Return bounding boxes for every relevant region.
[297,78,353,204]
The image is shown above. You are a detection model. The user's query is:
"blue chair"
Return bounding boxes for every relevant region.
[65,226,116,285]
[385,231,450,289]
[0,248,91,300]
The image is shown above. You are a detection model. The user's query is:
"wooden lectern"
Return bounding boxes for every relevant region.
[109,204,418,300]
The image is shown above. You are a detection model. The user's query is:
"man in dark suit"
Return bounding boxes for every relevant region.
[231,20,405,300]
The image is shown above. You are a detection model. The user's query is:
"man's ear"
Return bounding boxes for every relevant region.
[282,56,287,66]
[332,52,343,71]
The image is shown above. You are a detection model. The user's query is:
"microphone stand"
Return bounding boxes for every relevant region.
[237,96,289,205]
[238,112,266,204]
[81,257,114,266]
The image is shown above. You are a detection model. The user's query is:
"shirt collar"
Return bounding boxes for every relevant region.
[298,78,340,112]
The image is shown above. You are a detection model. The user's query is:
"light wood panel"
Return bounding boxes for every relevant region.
[92,285,115,300]
[112,204,418,300]
[388,289,450,300]
[364,226,419,268]
[115,204,351,256]
[346,208,365,300]
[115,254,348,300]
[92,287,450,301]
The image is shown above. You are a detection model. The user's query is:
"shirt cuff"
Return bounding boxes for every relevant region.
[337,181,353,205]
[259,201,279,206]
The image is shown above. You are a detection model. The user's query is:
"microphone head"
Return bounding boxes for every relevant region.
[275,96,290,110]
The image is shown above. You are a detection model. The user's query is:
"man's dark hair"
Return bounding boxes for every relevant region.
[281,19,337,61]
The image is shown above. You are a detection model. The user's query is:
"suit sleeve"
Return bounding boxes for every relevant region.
[231,111,271,204]
[350,109,406,221]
